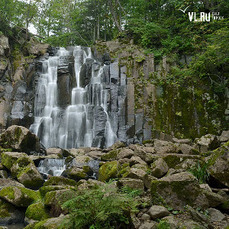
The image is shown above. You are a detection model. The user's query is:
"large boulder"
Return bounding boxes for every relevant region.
[25,202,50,223]
[196,134,220,153]
[151,172,223,210]
[154,140,179,154]
[150,158,169,178]
[11,156,44,189]
[0,125,41,154]
[44,189,77,216]
[0,186,40,207]
[208,141,229,187]
[1,152,44,189]
[0,178,24,190]
[98,161,119,182]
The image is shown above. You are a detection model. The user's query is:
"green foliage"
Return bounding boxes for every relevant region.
[189,161,210,184]
[61,183,139,229]
[156,220,170,229]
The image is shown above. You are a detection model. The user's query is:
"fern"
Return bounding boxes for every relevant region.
[60,183,139,229]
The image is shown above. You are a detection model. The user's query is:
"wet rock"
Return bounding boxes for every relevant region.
[0,186,40,207]
[148,205,170,219]
[151,158,169,178]
[0,125,41,154]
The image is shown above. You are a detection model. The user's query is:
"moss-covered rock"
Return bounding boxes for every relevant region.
[207,141,229,187]
[101,149,119,161]
[162,154,201,168]
[0,186,40,207]
[25,202,49,221]
[1,152,28,170]
[151,171,223,210]
[0,125,41,154]
[43,176,77,187]
[44,189,77,216]
[11,156,44,189]
[98,161,119,182]
[65,167,88,181]
[24,215,66,229]
[39,185,72,197]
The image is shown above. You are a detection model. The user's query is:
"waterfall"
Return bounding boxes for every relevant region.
[30,46,118,149]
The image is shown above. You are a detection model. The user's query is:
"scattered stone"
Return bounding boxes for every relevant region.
[117,148,134,159]
[172,138,191,145]
[219,131,229,143]
[130,156,147,166]
[43,176,77,187]
[107,141,125,151]
[140,213,151,221]
[208,208,225,222]
[151,158,168,178]
[196,134,220,153]
[148,205,170,219]
[126,168,147,180]
[118,178,144,191]
[139,221,157,229]
[46,148,63,156]
[154,140,179,154]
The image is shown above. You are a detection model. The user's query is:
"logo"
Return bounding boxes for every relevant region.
[179,6,224,22]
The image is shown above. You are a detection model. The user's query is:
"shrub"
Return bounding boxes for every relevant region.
[61,182,139,229]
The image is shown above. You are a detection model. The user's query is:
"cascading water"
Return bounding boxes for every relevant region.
[30,46,117,149]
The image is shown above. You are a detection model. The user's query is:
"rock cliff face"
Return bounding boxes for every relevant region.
[93,40,229,141]
[0,34,49,133]
[0,37,228,146]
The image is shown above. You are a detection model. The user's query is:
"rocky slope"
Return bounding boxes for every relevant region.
[0,125,228,228]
